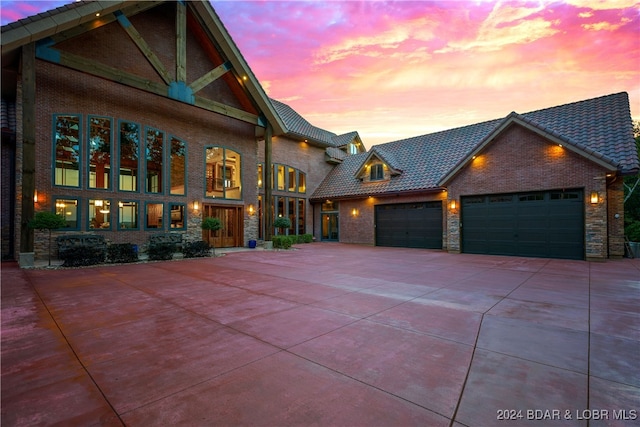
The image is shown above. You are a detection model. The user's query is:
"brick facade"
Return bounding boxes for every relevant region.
[20,12,262,259]
[446,125,612,260]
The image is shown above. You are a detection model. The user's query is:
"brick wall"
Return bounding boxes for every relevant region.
[607,179,625,257]
[446,125,612,259]
[25,56,258,259]
[337,192,447,246]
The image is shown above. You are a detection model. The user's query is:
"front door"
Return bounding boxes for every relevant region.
[203,205,243,248]
[322,213,339,241]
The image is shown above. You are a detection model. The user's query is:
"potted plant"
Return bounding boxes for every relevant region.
[273,216,291,235]
[201,217,222,256]
[28,211,66,266]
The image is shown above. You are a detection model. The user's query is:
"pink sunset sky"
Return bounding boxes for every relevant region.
[2,1,639,148]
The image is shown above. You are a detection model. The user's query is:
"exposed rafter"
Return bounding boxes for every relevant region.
[189,61,231,94]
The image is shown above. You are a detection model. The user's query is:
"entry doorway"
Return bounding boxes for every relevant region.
[322,213,339,241]
[203,204,243,248]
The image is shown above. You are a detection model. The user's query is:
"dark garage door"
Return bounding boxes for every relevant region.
[461,189,584,260]
[375,202,443,249]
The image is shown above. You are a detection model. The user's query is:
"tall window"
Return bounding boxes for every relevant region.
[277,165,285,191]
[257,164,263,189]
[170,137,186,195]
[298,199,305,234]
[118,201,139,230]
[288,167,296,192]
[54,198,79,229]
[298,172,306,193]
[88,116,111,189]
[205,147,242,199]
[145,128,164,193]
[89,199,111,229]
[54,115,81,187]
[119,121,139,191]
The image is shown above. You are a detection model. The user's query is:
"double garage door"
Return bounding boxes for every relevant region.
[375,202,443,249]
[461,189,584,260]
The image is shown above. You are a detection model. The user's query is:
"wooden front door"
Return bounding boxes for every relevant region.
[203,205,243,248]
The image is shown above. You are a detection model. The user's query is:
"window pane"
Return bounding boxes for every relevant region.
[298,199,305,234]
[145,128,164,193]
[119,121,139,191]
[170,204,185,229]
[54,115,80,187]
[170,137,186,195]
[257,164,263,189]
[206,147,224,198]
[298,172,306,193]
[146,203,163,229]
[118,201,138,229]
[288,198,295,234]
[288,167,296,192]
[89,199,111,229]
[55,198,79,229]
[277,165,285,191]
[225,149,241,199]
[88,117,111,189]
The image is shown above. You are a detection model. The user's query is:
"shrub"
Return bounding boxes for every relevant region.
[301,233,313,243]
[61,245,105,267]
[272,235,292,249]
[183,241,211,258]
[148,242,175,261]
[625,221,640,242]
[107,243,138,264]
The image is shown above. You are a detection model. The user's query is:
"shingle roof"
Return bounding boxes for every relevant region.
[270,98,362,148]
[325,147,347,163]
[311,92,638,201]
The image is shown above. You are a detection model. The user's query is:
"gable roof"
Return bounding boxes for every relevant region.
[354,147,403,178]
[1,0,287,134]
[270,98,363,149]
[311,92,638,201]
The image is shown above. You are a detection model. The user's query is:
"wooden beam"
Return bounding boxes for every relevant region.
[189,61,231,94]
[176,1,187,82]
[193,96,261,125]
[57,50,168,97]
[264,123,273,240]
[20,43,36,254]
[116,11,172,85]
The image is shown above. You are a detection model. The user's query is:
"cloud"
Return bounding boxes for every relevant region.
[564,0,640,10]
[582,17,632,30]
[436,1,559,53]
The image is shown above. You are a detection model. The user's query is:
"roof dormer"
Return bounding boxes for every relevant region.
[355,148,402,182]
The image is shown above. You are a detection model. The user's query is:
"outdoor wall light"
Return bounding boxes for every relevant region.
[449,200,457,211]
[193,200,199,211]
[248,204,255,216]
[33,190,38,203]
[590,192,599,204]
[351,208,358,217]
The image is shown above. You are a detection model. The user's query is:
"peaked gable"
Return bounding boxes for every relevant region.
[1,0,286,134]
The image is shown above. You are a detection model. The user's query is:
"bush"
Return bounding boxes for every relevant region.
[148,242,176,261]
[301,233,313,243]
[625,221,640,241]
[61,245,105,267]
[107,243,138,264]
[272,235,292,249]
[183,241,211,258]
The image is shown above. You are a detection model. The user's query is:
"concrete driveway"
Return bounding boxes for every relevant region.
[2,244,639,426]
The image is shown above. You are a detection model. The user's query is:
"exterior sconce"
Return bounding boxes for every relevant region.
[351,208,358,217]
[590,192,599,204]
[449,200,457,211]
[248,204,255,216]
[33,191,38,203]
[193,200,199,211]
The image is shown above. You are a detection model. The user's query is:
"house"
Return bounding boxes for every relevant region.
[1,1,637,265]
[311,93,639,260]
[0,0,365,266]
